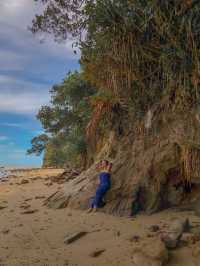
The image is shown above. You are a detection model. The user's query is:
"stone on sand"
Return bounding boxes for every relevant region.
[161,218,190,249]
[133,239,168,266]
[89,249,106,257]
[20,179,29,184]
[21,209,38,214]
[64,231,88,245]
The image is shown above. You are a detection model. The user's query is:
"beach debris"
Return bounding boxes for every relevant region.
[89,248,106,257]
[161,218,190,249]
[21,209,38,214]
[64,231,88,245]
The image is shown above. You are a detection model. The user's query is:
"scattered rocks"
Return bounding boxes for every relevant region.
[64,231,88,245]
[89,249,106,257]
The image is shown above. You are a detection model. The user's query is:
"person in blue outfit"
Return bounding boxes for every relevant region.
[88,160,112,212]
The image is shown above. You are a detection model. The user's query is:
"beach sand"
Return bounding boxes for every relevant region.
[0,168,200,266]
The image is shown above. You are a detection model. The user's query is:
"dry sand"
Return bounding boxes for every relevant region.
[0,168,200,266]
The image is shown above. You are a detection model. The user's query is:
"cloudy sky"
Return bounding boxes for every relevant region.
[0,0,79,167]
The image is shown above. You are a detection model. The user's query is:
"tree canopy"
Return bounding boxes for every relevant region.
[32,0,200,116]
[28,71,96,167]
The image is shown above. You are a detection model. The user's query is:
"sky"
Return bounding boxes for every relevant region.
[0,0,79,167]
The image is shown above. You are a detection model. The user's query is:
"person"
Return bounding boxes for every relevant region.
[88,160,112,212]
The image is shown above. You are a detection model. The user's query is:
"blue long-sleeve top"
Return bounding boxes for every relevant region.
[99,171,111,189]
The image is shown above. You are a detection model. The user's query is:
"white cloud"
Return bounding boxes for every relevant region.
[0,87,50,115]
[0,122,26,128]
[0,0,41,29]
[0,136,9,141]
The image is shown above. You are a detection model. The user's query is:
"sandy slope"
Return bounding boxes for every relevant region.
[0,168,200,266]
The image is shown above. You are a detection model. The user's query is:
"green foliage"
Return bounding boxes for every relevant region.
[28,71,96,168]
[32,0,200,114]
[27,134,49,156]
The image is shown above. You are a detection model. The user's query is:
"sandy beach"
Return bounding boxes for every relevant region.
[0,168,200,266]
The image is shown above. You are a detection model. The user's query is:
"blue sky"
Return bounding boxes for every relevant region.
[0,0,79,167]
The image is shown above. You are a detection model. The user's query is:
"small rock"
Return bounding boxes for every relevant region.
[133,239,168,266]
[18,224,23,227]
[20,179,29,184]
[2,229,10,234]
[21,209,38,214]
[149,225,160,232]
[129,235,140,242]
[90,249,106,257]
[190,234,200,244]
[64,231,88,245]
[161,218,190,249]
[45,182,53,186]
[20,204,31,209]
[25,198,33,202]
[192,245,200,258]
[116,231,121,237]
[0,206,7,210]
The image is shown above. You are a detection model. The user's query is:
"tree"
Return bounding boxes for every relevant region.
[27,134,49,156]
[28,71,96,168]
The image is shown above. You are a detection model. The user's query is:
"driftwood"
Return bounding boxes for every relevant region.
[64,231,88,245]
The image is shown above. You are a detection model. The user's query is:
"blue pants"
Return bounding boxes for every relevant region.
[91,184,110,208]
